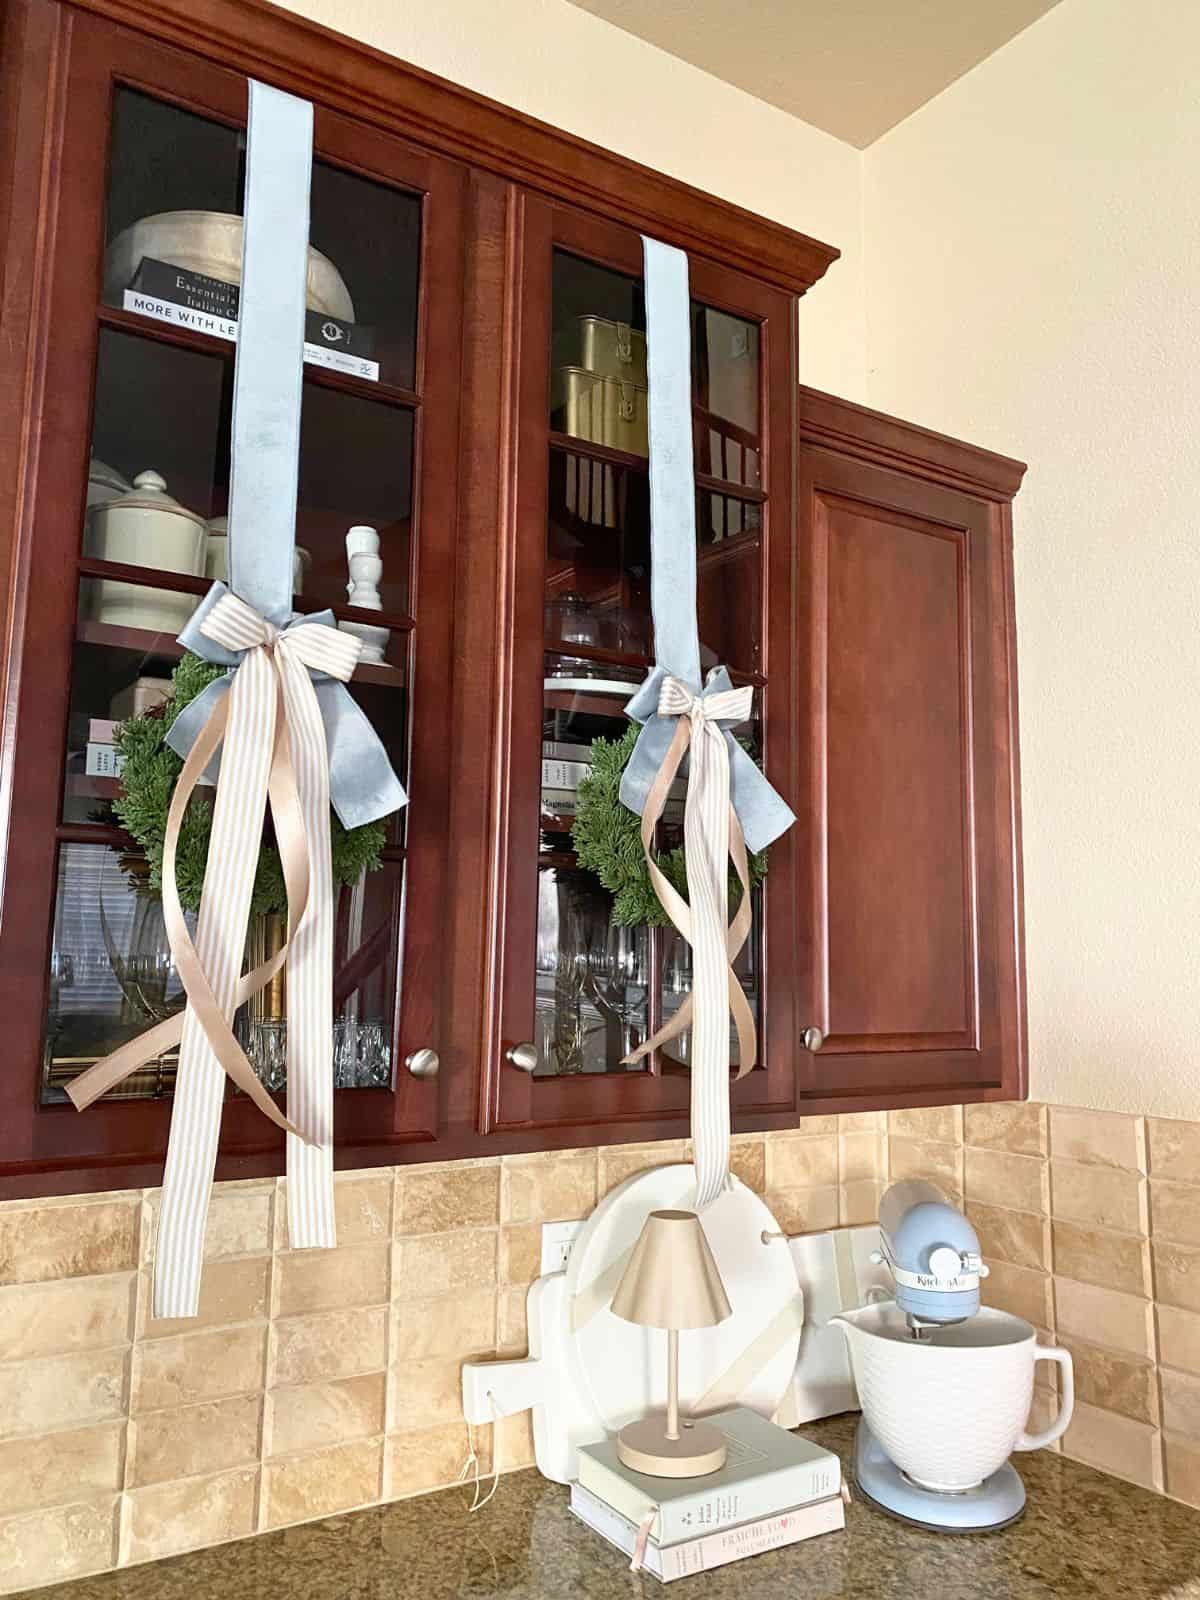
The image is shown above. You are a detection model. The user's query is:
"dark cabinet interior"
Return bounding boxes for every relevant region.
[0,0,1026,1199]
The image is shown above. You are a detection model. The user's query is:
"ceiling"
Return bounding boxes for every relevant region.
[563,0,1064,147]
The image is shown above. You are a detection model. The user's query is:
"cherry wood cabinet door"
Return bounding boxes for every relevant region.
[795,389,1028,1110]
[458,191,803,1150]
[0,6,467,1194]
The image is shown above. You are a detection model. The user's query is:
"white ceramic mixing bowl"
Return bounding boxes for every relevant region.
[832,1301,1074,1493]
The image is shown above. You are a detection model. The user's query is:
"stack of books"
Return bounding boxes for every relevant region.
[571,1406,845,1583]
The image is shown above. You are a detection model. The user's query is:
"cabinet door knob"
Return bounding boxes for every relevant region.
[802,1026,824,1053]
[405,1048,440,1079]
[506,1042,539,1074]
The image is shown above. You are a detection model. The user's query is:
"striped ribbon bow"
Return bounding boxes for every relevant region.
[622,674,758,1210]
[69,591,360,1316]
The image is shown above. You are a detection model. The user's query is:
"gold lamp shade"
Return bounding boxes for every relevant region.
[610,1209,733,1479]
[612,1209,732,1331]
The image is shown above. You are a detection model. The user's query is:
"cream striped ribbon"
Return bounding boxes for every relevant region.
[622,676,757,1210]
[105,593,357,1317]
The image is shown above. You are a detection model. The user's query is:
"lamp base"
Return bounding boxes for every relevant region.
[616,1416,728,1478]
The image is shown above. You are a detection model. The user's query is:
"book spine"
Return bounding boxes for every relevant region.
[570,1484,845,1583]
[577,1452,840,1543]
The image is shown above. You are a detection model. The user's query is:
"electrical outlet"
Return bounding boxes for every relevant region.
[540,1219,583,1275]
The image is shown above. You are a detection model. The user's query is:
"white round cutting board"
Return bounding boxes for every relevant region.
[540,1164,801,1476]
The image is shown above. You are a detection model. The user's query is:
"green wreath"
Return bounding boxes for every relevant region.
[113,652,388,917]
[571,725,768,928]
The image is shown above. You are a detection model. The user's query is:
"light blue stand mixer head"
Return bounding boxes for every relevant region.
[847,1179,1027,1532]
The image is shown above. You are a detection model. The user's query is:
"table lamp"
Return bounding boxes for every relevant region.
[610,1208,733,1477]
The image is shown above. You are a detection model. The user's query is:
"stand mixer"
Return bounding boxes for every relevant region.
[832,1178,1074,1532]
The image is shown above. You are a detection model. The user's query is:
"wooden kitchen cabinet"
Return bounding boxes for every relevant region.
[792,389,1027,1110]
[0,0,1025,1201]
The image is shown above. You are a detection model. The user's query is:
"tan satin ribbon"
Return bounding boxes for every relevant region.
[621,692,757,1080]
[67,659,314,1141]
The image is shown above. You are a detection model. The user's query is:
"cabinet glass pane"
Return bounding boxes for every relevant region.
[691,305,761,489]
[86,330,413,625]
[534,864,649,1076]
[43,843,189,1102]
[104,88,421,389]
[697,490,762,679]
[547,449,651,659]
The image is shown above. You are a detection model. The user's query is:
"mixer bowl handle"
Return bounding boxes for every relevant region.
[1014,1344,1075,1451]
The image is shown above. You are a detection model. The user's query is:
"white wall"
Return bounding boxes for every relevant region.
[863,0,1200,1118]
[284,0,865,399]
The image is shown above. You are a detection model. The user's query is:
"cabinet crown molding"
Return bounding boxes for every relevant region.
[60,0,840,298]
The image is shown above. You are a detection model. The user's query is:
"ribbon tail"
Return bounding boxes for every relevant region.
[278,648,337,1251]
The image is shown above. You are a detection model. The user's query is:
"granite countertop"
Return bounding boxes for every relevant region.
[17,1416,1200,1600]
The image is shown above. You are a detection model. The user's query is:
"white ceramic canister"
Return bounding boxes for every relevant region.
[87,470,207,633]
[205,519,311,595]
[831,1301,1074,1493]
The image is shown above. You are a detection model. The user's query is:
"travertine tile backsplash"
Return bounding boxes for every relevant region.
[0,1104,1196,1592]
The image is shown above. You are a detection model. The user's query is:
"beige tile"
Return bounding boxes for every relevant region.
[965,1147,1047,1213]
[967,1203,1050,1271]
[386,1422,487,1500]
[140,1254,270,1338]
[1147,1118,1200,1183]
[1049,1107,1145,1172]
[838,1133,884,1184]
[0,1274,135,1362]
[1051,1162,1148,1234]
[499,1226,542,1287]
[1164,1434,1200,1508]
[497,1287,528,1356]
[397,1165,500,1235]
[1161,1368,1200,1441]
[730,1138,765,1194]
[1158,1305,1200,1374]
[279,1173,393,1250]
[133,1324,267,1413]
[0,1425,124,1517]
[501,1151,596,1226]
[598,1141,687,1197]
[394,1229,497,1299]
[982,1260,1052,1327]
[888,1105,962,1144]
[1053,1221,1151,1296]
[389,1359,464,1430]
[122,1468,257,1566]
[889,1137,963,1199]
[1150,1180,1200,1247]
[0,1200,140,1288]
[836,1112,884,1133]
[129,1395,262,1487]
[493,1409,535,1471]
[1154,1240,1200,1313]
[764,1187,839,1235]
[0,1349,128,1440]
[275,1242,390,1318]
[1055,1277,1154,1359]
[766,1135,837,1191]
[0,1498,117,1591]
[1024,1386,1062,1449]
[268,1374,386,1458]
[144,1183,273,1264]
[838,1182,883,1227]
[783,1115,840,1136]
[272,1306,388,1386]
[393,1288,496,1362]
[964,1101,1048,1157]
[1060,1401,1162,1491]
[264,1437,382,1529]
[1057,1339,1158,1425]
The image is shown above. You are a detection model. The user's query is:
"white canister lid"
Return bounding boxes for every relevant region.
[99,470,207,529]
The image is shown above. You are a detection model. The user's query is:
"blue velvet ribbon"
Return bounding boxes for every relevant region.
[617,237,795,854]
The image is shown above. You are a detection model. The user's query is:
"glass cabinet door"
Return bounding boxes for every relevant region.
[0,17,464,1172]
[491,199,800,1139]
